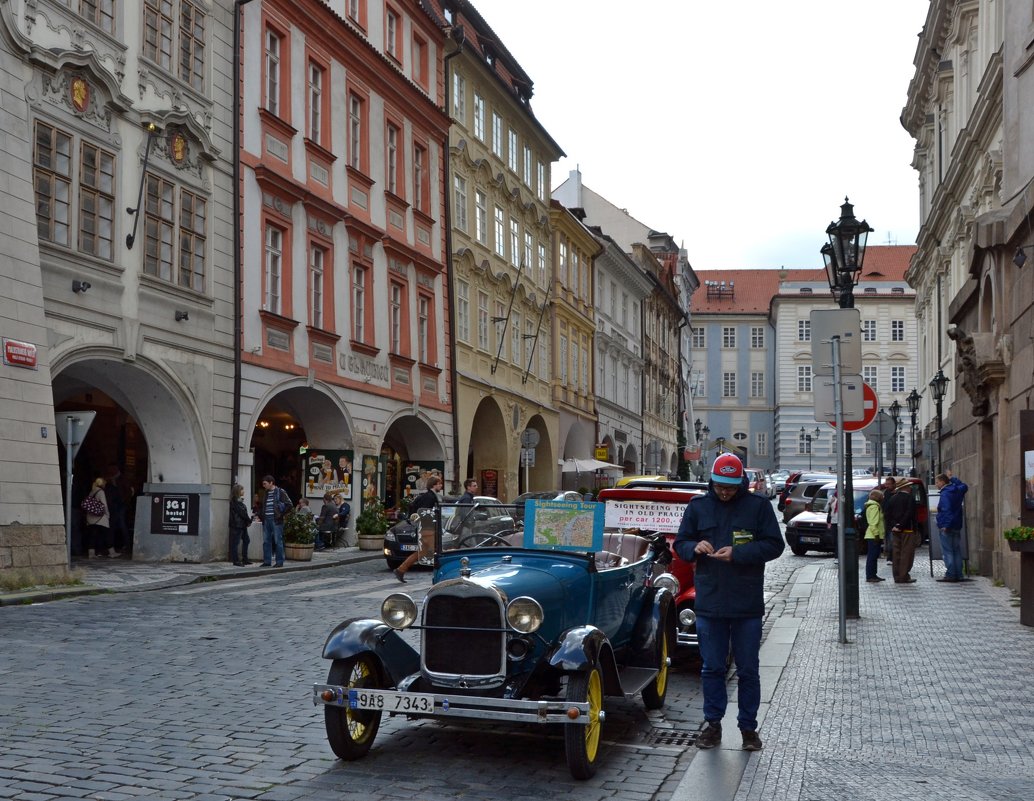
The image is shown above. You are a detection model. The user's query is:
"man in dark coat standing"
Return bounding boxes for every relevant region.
[674,453,784,752]
[884,478,919,584]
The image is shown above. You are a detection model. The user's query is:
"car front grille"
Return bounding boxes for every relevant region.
[423,591,504,676]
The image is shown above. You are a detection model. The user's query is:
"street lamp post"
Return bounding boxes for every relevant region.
[822,197,872,621]
[929,369,949,477]
[888,400,901,476]
[694,418,702,443]
[906,388,921,476]
[714,436,726,458]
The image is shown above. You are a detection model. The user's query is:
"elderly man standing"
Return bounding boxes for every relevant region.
[674,453,784,751]
[935,470,969,583]
[884,478,919,584]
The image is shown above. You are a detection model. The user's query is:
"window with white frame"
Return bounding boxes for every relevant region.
[896,429,905,455]
[525,318,535,373]
[453,175,467,231]
[71,0,115,31]
[308,61,323,145]
[722,326,736,348]
[456,279,470,342]
[691,373,704,397]
[145,173,207,292]
[413,144,426,211]
[310,244,325,329]
[621,293,628,327]
[723,372,736,397]
[755,432,768,457]
[610,281,617,318]
[691,327,705,348]
[145,0,205,91]
[559,335,568,382]
[477,290,489,350]
[891,366,905,392]
[348,94,363,170]
[263,224,282,314]
[511,312,521,364]
[538,243,546,285]
[559,241,568,286]
[582,337,589,390]
[510,218,519,267]
[491,112,503,157]
[385,8,399,59]
[418,295,430,363]
[474,190,487,243]
[798,429,809,455]
[863,365,878,391]
[536,161,545,201]
[751,371,764,398]
[798,319,811,341]
[508,129,518,172]
[891,319,904,342]
[352,264,367,342]
[390,282,402,354]
[798,365,813,392]
[386,123,399,194]
[262,26,280,115]
[523,231,532,270]
[494,206,505,257]
[494,301,505,357]
[539,330,548,377]
[523,145,532,185]
[862,319,876,341]
[751,326,764,348]
[473,93,485,140]
[452,72,465,119]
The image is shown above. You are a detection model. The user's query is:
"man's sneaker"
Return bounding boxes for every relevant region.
[696,722,722,749]
[741,729,763,751]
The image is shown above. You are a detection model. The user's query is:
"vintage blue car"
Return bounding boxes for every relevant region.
[312,499,679,779]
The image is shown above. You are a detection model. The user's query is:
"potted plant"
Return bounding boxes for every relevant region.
[356,498,389,551]
[1004,525,1034,552]
[283,509,316,561]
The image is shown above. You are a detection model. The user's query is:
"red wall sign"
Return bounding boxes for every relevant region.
[3,338,38,369]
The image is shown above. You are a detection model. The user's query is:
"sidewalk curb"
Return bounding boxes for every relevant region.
[667,562,818,801]
[0,550,384,607]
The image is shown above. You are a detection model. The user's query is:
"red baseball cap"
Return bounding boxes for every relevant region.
[711,453,744,485]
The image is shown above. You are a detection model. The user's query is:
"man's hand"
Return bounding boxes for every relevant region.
[710,546,733,562]
[694,540,714,556]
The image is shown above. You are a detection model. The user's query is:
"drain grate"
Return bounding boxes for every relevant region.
[644,728,697,747]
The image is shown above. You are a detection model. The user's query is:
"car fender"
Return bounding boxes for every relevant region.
[629,587,677,667]
[548,625,621,694]
[321,618,420,687]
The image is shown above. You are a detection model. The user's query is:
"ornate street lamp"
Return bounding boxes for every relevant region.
[694,418,703,443]
[714,436,726,458]
[888,400,901,476]
[800,426,819,470]
[906,388,922,476]
[821,197,872,621]
[929,369,949,476]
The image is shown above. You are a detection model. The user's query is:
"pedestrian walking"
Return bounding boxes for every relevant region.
[315,492,339,551]
[394,474,443,583]
[935,470,969,582]
[884,478,919,583]
[673,453,784,751]
[863,489,886,583]
[228,483,253,566]
[82,476,114,558]
[458,478,478,505]
[259,475,291,568]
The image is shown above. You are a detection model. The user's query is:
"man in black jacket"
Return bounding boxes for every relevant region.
[674,454,784,751]
[884,478,919,583]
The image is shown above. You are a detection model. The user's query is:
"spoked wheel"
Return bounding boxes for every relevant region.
[564,666,604,779]
[642,626,672,710]
[456,531,513,548]
[324,654,383,760]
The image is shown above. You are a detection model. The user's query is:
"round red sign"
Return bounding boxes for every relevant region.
[827,381,879,432]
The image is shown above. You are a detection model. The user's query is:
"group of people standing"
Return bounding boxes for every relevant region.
[81,465,130,558]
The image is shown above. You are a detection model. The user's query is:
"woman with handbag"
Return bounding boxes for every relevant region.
[229,484,253,566]
[82,476,113,558]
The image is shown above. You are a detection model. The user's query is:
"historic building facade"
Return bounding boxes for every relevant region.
[431,0,563,500]
[239,0,452,518]
[903,0,1034,591]
[0,0,238,576]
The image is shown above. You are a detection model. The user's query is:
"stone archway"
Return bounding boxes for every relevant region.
[469,397,510,499]
[523,413,554,495]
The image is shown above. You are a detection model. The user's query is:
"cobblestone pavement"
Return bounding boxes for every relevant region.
[728,549,1034,801]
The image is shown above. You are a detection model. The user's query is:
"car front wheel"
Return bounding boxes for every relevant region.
[564,667,603,779]
[324,654,383,760]
[790,544,808,557]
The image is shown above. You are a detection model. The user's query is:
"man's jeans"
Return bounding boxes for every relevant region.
[939,527,963,580]
[696,615,762,731]
[262,518,285,566]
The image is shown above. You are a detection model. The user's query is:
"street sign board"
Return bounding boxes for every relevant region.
[520,428,540,448]
[828,381,879,432]
[814,374,864,422]
[810,308,861,376]
[863,410,896,444]
[54,411,97,461]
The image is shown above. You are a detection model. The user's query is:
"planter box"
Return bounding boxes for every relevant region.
[357,533,382,551]
[284,543,314,561]
[1007,540,1034,553]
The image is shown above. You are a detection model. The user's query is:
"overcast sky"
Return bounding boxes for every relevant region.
[469,0,931,271]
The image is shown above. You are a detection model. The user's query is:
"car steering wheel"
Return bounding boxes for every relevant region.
[457,531,513,548]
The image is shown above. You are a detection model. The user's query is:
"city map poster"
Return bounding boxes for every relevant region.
[303,449,354,502]
[523,499,603,552]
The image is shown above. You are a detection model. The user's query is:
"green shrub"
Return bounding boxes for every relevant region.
[356,498,389,538]
[283,510,316,544]
[1003,525,1034,542]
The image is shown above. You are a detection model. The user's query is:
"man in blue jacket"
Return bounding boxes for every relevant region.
[674,453,784,751]
[935,469,968,583]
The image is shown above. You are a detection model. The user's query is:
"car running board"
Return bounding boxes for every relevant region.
[616,666,659,698]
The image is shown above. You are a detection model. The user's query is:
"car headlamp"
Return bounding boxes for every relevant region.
[653,572,680,596]
[384,529,397,542]
[381,593,418,629]
[505,596,544,634]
